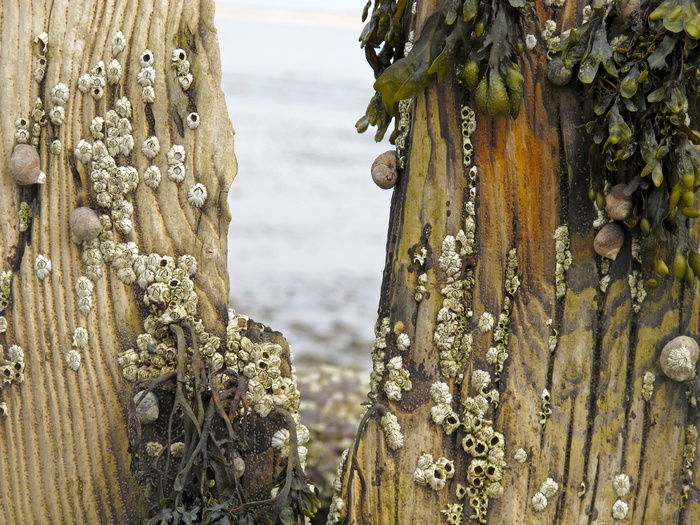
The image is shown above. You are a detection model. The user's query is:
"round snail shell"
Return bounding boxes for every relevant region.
[371,150,398,189]
[9,144,45,185]
[605,184,634,221]
[593,222,624,260]
[659,335,699,382]
[70,207,103,241]
[134,391,160,425]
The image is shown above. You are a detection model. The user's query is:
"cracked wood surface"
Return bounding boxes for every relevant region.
[341,1,699,524]
[0,1,236,522]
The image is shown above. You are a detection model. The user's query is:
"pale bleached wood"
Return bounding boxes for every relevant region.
[0,1,236,522]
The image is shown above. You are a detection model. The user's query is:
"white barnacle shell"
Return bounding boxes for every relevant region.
[119,135,135,156]
[115,96,132,119]
[75,276,94,296]
[14,128,30,144]
[187,183,208,207]
[34,254,52,280]
[73,327,89,348]
[74,139,93,164]
[539,478,559,499]
[137,66,156,86]
[66,349,81,371]
[49,106,65,126]
[0,316,6,333]
[478,312,494,333]
[145,441,163,457]
[172,48,187,62]
[513,448,528,463]
[77,73,92,94]
[186,112,200,129]
[90,117,105,139]
[167,145,186,165]
[106,59,122,84]
[78,295,93,317]
[612,474,631,498]
[177,254,198,275]
[139,49,154,68]
[141,136,160,159]
[175,59,190,76]
[143,166,162,189]
[167,163,186,183]
[49,139,63,155]
[179,73,193,90]
[396,332,410,352]
[50,82,69,106]
[532,492,548,512]
[90,85,104,101]
[141,85,156,103]
[612,499,628,520]
[111,31,126,56]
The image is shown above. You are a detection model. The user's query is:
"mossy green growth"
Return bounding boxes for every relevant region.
[552,0,700,285]
[356,0,533,142]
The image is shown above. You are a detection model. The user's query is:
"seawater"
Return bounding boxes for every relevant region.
[216,5,392,368]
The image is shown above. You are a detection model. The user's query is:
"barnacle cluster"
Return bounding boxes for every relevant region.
[18,202,31,232]
[167,144,186,183]
[551,0,700,285]
[460,399,506,520]
[434,234,474,379]
[380,411,405,450]
[137,49,157,103]
[357,0,533,140]
[0,345,25,386]
[33,254,52,281]
[412,453,455,491]
[368,317,391,400]
[33,31,48,83]
[628,269,647,314]
[554,225,572,299]
[383,356,412,400]
[225,310,303,418]
[271,415,311,467]
[0,271,12,312]
[394,99,412,169]
[75,276,94,317]
[485,248,520,379]
[430,381,461,435]
[540,388,552,429]
[532,477,559,513]
[683,424,698,478]
[641,371,655,401]
[440,502,464,525]
[172,48,193,91]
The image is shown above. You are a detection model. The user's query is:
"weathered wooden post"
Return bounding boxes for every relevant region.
[335,0,700,523]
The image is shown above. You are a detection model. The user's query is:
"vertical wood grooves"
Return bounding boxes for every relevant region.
[0,1,235,522]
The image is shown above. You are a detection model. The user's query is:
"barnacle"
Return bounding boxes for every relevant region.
[612,474,631,498]
[137,66,156,87]
[141,86,156,103]
[179,73,193,91]
[73,327,89,349]
[139,49,154,68]
[66,349,81,371]
[34,255,52,280]
[167,145,186,165]
[50,82,69,106]
[612,499,629,520]
[532,491,548,512]
[143,166,162,189]
[115,97,132,118]
[141,136,160,159]
[106,59,122,84]
[111,30,126,56]
[380,411,404,450]
[186,112,200,129]
[187,183,208,207]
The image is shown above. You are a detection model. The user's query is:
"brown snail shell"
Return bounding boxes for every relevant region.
[371,150,398,189]
[593,222,625,260]
[605,184,634,221]
[9,144,45,185]
[659,335,699,382]
[547,57,573,87]
[134,391,160,425]
[70,207,102,241]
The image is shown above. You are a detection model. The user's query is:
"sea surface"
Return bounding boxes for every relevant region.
[215,2,392,369]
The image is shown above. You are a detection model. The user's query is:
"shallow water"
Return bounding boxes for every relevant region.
[216,4,392,368]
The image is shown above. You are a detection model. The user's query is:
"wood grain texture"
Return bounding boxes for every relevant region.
[0,1,236,522]
[341,1,700,523]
